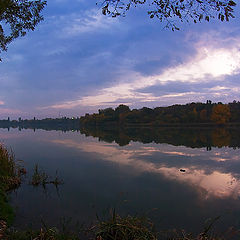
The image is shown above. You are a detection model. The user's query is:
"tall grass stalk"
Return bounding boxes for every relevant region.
[30,164,63,187]
[0,143,24,227]
[0,143,24,192]
[0,144,17,178]
[93,209,157,240]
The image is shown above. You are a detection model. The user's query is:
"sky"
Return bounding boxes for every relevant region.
[0,0,240,119]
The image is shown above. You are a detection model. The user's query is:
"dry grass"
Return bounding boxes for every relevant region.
[0,143,25,191]
[93,209,157,240]
[0,144,16,177]
[3,212,240,240]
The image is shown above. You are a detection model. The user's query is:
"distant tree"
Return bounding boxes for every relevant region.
[115,104,130,114]
[190,107,198,122]
[200,109,208,122]
[99,0,237,30]
[229,101,240,122]
[98,107,115,116]
[211,104,231,124]
[0,0,46,61]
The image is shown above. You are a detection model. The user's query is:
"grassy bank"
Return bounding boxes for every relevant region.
[4,212,240,240]
[0,144,23,225]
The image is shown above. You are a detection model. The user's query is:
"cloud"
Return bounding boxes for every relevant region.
[0,107,22,115]
[43,40,240,110]
[157,47,240,82]
[0,101,4,105]
[59,9,119,37]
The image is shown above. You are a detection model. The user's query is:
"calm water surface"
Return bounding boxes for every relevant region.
[1,128,240,233]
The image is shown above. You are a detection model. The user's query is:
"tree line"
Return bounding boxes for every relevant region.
[0,117,81,131]
[80,101,240,126]
[0,101,240,131]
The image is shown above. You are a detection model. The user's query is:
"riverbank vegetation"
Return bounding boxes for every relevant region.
[3,212,240,240]
[0,144,23,225]
[30,164,63,187]
[80,101,240,127]
[1,101,240,132]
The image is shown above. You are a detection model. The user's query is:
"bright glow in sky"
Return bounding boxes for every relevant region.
[0,0,240,118]
[47,45,240,109]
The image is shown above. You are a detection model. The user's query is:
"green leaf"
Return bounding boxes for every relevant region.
[228,1,236,6]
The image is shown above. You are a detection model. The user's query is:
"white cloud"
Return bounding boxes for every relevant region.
[60,9,119,37]
[43,40,240,110]
[157,47,240,83]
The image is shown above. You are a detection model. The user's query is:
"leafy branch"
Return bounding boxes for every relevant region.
[98,0,237,30]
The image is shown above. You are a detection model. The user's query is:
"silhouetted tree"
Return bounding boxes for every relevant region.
[229,100,240,122]
[0,0,46,61]
[100,0,237,30]
[115,104,130,114]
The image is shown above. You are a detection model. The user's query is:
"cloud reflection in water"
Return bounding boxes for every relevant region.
[51,138,240,200]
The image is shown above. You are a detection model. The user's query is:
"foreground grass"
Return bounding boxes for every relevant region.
[93,210,156,240]
[0,144,22,190]
[0,144,23,225]
[3,212,240,240]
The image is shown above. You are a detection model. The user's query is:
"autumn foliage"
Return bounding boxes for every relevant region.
[211,104,231,124]
[80,101,239,126]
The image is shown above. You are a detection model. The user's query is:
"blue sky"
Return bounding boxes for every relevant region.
[0,0,240,119]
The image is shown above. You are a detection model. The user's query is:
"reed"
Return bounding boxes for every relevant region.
[0,144,17,178]
[30,164,63,187]
[93,209,157,240]
[0,143,24,226]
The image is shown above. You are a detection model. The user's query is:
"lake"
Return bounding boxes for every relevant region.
[1,127,240,235]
